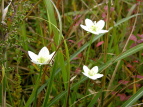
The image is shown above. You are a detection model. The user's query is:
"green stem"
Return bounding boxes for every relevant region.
[85,34,94,64]
[42,64,56,107]
[24,66,42,107]
[2,46,7,107]
[64,40,71,107]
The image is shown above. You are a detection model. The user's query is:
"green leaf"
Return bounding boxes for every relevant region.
[24,67,42,107]
[44,0,61,45]
[42,58,58,107]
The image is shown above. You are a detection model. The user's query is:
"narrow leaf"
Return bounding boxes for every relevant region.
[121,86,143,107]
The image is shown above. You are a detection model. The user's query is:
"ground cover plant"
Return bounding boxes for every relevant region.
[1,0,143,107]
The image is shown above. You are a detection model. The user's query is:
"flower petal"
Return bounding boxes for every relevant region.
[94,74,104,78]
[88,30,100,35]
[38,47,49,57]
[80,25,90,32]
[28,51,38,61]
[85,19,94,28]
[31,60,40,65]
[93,30,108,35]
[34,61,47,65]
[49,51,55,59]
[97,30,108,33]
[82,72,89,77]
[89,74,103,80]
[83,65,90,73]
[96,20,105,30]
[82,72,103,80]
[91,66,98,73]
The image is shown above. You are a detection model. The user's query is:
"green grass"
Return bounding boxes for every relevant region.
[0,0,143,107]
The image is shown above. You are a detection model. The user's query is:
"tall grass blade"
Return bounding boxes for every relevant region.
[44,0,61,45]
[99,43,143,72]
[121,86,143,107]
[42,60,58,107]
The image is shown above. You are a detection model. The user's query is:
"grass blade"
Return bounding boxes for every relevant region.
[99,43,143,72]
[121,86,143,107]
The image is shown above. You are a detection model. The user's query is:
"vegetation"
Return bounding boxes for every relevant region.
[1,0,143,107]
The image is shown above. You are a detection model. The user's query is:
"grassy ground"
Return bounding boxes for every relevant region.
[1,0,143,107]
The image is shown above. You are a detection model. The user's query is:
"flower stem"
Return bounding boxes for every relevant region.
[42,65,56,107]
[24,66,42,107]
[85,34,94,64]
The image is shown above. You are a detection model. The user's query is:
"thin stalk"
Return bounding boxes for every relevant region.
[42,64,56,107]
[64,40,71,107]
[34,66,42,106]
[85,34,94,64]
[65,68,70,107]
[24,0,42,20]
[24,66,42,107]
[84,34,95,105]
[37,71,46,107]
[106,4,139,96]
[1,0,7,103]
[100,3,110,106]
[2,51,7,107]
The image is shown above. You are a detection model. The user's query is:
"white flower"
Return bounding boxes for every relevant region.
[28,47,55,65]
[82,65,103,80]
[80,19,108,35]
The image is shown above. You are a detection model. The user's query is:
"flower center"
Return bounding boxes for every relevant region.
[90,25,97,31]
[37,57,47,63]
[88,70,96,76]
[90,25,100,32]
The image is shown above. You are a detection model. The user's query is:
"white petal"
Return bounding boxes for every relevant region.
[88,30,99,35]
[49,51,55,59]
[91,30,108,35]
[85,19,94,28]
[91,66,98,73]
[82,72,89,77]
[97,30,108,33]
[35,62,47,65]
[38,47,49,57]
[88,76,97,80]
[28,51,38,61]
[80,25,90,32]
[82,72,93,79]
[41,61,49,65]
[31,60,40,64]
[32,58,49,65]
[92,74,104,80]
[83,65,90,73]
[89,74,103,80]
[96,20,105,30]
